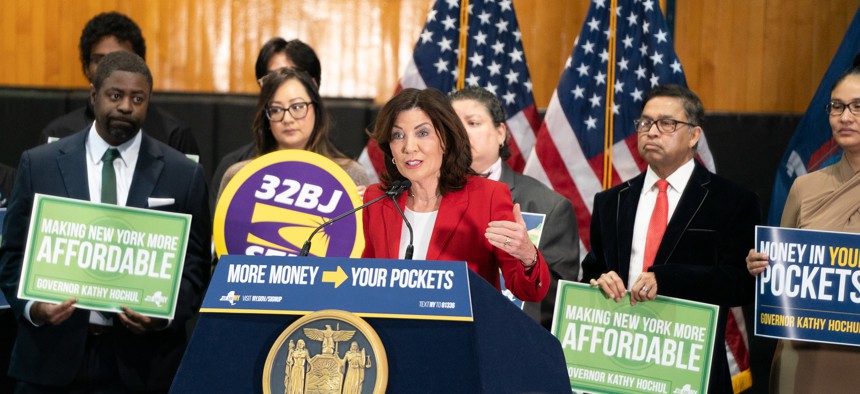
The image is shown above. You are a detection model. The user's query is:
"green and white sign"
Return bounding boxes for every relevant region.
[18,194,191,319]
[552,281,718,394]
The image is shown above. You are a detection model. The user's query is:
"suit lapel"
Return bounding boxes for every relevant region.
[56,132,90,200]
[499,164,516,193]
[426,188,468,261]
[654,163,710,265]
[617,175,643,281]
[127,135,164,209]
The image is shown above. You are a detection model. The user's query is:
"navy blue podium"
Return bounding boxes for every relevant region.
[171,269,569,393]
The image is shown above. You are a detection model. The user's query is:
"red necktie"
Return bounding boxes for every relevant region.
[643,179,669,271]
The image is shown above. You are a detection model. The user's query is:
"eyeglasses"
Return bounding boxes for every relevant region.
[633,118,697,134]
[826,101,860,116]
[266,102,313,121]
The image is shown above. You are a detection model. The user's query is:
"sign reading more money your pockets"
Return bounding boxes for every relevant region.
[755,225,860,346]
[18,194,190,319]
[552,281,718,394]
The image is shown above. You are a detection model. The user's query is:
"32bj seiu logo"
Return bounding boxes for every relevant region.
[213,150,365,259]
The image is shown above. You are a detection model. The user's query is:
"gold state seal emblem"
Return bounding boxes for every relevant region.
[263,310,388,394]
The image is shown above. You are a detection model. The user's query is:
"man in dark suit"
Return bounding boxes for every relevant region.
[583,84,759,394]
[0,51,210,392]
[39,12,199,158]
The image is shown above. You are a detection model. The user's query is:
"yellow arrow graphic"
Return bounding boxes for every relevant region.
[322,266,348,288]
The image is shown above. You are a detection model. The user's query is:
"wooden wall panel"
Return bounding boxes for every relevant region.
[0,0,856,113]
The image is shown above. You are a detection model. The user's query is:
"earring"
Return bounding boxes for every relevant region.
[391,157,395,164]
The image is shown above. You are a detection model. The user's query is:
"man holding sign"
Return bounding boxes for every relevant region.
[0,51,210,392]
[582,85,760,393]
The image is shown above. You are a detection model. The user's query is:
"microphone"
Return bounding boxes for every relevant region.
[389,180,414,260]
[299,180,408,257]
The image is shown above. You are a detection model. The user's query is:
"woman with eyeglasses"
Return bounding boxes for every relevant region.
[746,61,860,392]
[217,67,369,198]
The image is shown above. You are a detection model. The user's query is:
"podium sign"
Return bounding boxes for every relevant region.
[201,255,474,321]
[552,281,718,394]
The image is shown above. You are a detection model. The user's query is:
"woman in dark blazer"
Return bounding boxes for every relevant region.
[361,88,549,302]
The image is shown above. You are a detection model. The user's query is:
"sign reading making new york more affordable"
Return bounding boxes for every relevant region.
[553,281,718,394]
[201,255,474,321]
[18,194,191,319]
[755,226,860,346]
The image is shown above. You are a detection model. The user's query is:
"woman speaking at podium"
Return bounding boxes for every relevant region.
[361,88,549,302]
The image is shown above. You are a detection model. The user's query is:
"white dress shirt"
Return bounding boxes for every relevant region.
[399,208,438,260]
[627,159,695,286]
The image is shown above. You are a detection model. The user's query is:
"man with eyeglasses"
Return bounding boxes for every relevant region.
[582,84,760,394]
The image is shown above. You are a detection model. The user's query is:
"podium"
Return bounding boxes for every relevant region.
[171,267,569,393]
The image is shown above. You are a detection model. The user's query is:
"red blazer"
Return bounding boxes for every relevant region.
[361,176,549,302]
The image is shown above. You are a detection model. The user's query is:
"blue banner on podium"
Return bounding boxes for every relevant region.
[201,255,473,321]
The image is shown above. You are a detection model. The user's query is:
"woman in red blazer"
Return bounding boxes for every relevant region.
[362,88,549,302]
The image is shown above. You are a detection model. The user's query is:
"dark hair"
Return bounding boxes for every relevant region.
[448,86,511,161]
[92,51,152,92]
[370,88,476,193]
[643,84,705,127]
[79,12,146,78]
[253,68,347,161]
[830,52,860,92]
[255,38,322,86]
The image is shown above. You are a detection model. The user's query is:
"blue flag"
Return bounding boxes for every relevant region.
[769,7,860,225]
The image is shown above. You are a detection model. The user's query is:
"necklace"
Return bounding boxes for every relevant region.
[408,191,441,202]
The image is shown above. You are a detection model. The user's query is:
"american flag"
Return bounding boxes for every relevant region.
[522,0,748,391]
[359,0,540,181]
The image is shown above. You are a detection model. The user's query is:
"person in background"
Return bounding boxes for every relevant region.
[583,84,759,394]
[0,163,13,209]
[746,60,860,393]
[39,12,199,158]
[217,68,368,198]
[362,88,549,302]
[0,162,15,392]
[210,38,324,214]
[0,51,210,393]
[449,87,579,329]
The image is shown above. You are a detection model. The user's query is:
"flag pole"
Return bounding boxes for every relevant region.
[603,0,619,189]
[456,0,470,90]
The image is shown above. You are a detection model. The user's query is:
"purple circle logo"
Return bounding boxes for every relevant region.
[214,150,364,258]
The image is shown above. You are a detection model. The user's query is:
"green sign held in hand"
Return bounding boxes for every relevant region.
[552,281,718,394]
[18,194,191,319]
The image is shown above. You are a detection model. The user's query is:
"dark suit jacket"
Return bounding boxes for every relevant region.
[39,103,200,157]
[500,164,579,329]
[0,130,211,390]
[581,161,759,394]
[361,176,550,302]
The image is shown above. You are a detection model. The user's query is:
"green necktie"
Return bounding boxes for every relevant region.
[101,148,120,204]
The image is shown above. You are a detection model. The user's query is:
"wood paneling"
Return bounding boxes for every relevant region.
[0,0,855,112]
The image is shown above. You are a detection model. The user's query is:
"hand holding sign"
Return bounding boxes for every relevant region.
[31,298,78,326]
[630,271,658,305]
[589,271,627,303]
[119,306,168,334]
[746,248,769,276]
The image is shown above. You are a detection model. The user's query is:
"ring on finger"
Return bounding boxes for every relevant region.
[641,286,649,293]
[504,237,511,246]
